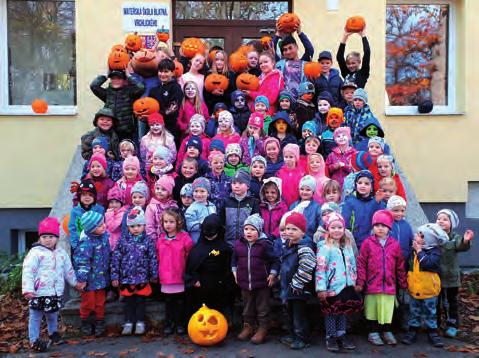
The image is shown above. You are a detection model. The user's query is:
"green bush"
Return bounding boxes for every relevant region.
[0,252,25,296]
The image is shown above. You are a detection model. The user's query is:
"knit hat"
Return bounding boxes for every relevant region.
[153,145,171,161]
[208,151,225,163]
[127,206,146,226]
[279,90,294,102]
[89,153,107,171]
[123,155,140,172]
[354,170,374,188]
[285,212,307,233]
[78,178,97,198]
[226,143,242,158]
[368,136,385,150]
[437,209,459,230]
[244,213,264,233]
[180,183,193,197]
[91,136,110,152]
[155,175,175,195]
[93,107,117,127]
[218,110,234,126]
[189,114,206,129]
[192,177,211,193]
[260,177,283,199]
[81,211,103,234]
[320,202,341,216]
[147,112,164,126]
[209,139,225,154]
[232,168,251,187]
[318,50,332,61]
[186,135,203,154]
[417,223,449,249]
[283,143,300,162]
[317,91,334,105]
[255,95,270,110]
[263,137,281,152]
[299,175,317,191]
[372,210,394,229]
[333,126,351,142]
[213,102,229,113]
[251,155,267,167]
[353,88,368,103]
[326,108,344,127]
[131,181,149,200]
[387,195,407,210]
[302,120,318,135]
[201,213,223,237]
[323,212,345,230]
[38,217,60,237]
[248,112,264,129]
[230,90,246,104]
[298,81,315,97]
[305,135,321,146]
[107,185,125,204]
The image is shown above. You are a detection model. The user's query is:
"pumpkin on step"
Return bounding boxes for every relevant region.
[125,32,142,52]
[236,73,260,91]
[345,16,366,33]
[304,62,322,79]
[31,99,48,114]
[133,97,160,118]
[181,37,206,59]
[229,51,248,73]
[188,304,228,346]
[276,13,301,33]
[204,74,229,93]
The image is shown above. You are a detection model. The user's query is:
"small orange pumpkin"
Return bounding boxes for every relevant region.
[31,99,48,114]
[108,49,130,70]
[125,32,142,52]
[133,97,160,117]
[208,49,218,64]
[237,44,253,56]
[345,16,366,33]
[276,13,301,33]
[260,36,272,49]
[188,304,228,346]
[62,214,70,236]
[174,59,184,78]
[304,62,322,79]
[236,73,260,91]
[229,51,248,73]
[156,28,170,42]
[204,74,229,93]
[181,37,206,59]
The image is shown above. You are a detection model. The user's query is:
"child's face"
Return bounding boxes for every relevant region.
[299,186,314,201]
[366,125,379,138]
[227,154,240,166]
[368,142,383,157]
[110,77,126,89]
[356,177,372,197]
[155,185,170,200]
[301,93,314,102]
[158,69,174,84]
[279,226,288,240]
[317,100,331,114]
[353,98,365,109]
[186,146,200,158]
[193,187,208,203]
[308,155,322,173]
[247,125,261,137]
[128,224,145,236]
[286,224,303,243]
[181,162,198,178]
[92,221,106,235]
[232,181,248,196]
[335,132,349,146]
[259,55,274,74]
[302,129,313,139]
[373,223,389,238]
[342,88,355,103]
[377,160,393,177]
[254,102,267,114]
[251,162,265,178]
[436,213,452,233]
[328,114,342,129]
[214,52,225,71]
[380,184,396,202]
[329,222,345,240]
[279,98,291,110]
[150,123,163,135]
[319,59,332,74]
[218,116,231,131]
[189,122,203,136]
[39,234,58,249]
[244,225,259,242]
[181,195,193,207]
[274,119,288,134]
[184,83,197,99]
[120,146,134,159]
[210,157,225,175]
[108,199,122,210]
[89,161,104,177]
[283,152,296,168]
[124,165,138,180]
[80,192,95,206]
[92,145,106,156]
[305,140,319,155]
[282,43,298,60]
[234,96,246,109]
[263,186,279,204]
[97,116,113,131]
[324,189,340,203]
[152,156,167,168]
[346,56,361,72]
[131,193,146,207]
[247,51,259,68]
[391,206,406,221]
[191,54,205,71]
[162,213,178,234]
[265,143,279,162]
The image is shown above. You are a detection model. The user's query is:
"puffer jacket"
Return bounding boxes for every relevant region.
[326,145,357,189]
[185,201,217,243]
[81,127,120,161]
[239,136,265,166]
[407,248,441,299]
[157,231,193,285]
[314,68,343,106]
[90,75,145,136]
[315,240,357,296]
[440,231,471,288]
[22,244,77,297]
[356,235,407,295]
[248,69,285,115]
[110,231,158,285]
[68,203,105,252]
[289,199,322,240]
[145,197,179,242]
[204,171,231,211]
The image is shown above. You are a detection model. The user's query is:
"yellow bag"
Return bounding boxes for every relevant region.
[407,254,441,299]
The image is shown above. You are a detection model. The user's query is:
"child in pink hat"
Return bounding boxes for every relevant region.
[239,112,266,166]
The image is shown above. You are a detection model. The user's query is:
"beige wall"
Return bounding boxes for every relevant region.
[0,0,477,208]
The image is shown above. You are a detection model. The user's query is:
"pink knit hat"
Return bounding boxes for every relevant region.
[89,153,107,171]
[123,155,140,171]
[264,136,281,151]
[248,112,264,129]
[107,186,125,204]
[372,210,394,229]
[323,212,345,230]
[38,217,60,237]
[283,143,300,162]
[333,127,351,141]
[155,175,175,195]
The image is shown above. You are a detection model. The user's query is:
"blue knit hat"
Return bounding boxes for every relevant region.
[353,88,368,103]
[209,139,225,154]
[301,120,318,135]
[299,175,317,192]
[298,81,315,97]
[91,136,110,152]
[81,211,103,234]
[180,183,193,197]
[317,91,333,104]
[232,168,251,187]
[255,95,270,110]
[131,181,149,200]
[251,155,267,168]
[244,213,264,233]
[187,135,203,154]
[354,170,374,194]
[231,90,246,103]
[127,206,146,226]
[279,90,294,102]
[153,145,171,161]
[192,177,211,194]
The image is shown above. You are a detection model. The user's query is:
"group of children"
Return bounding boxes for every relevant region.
[21,22,474,353]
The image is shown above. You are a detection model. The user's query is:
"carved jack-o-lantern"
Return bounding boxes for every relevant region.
[188,304,228,346]
[174,59,184,78]
[345,16,366,33]
[125,32,142,52]
[229,51,248,73]
[276,13,301,33]
[156,28,170,42]
[108,48,130,70]
[204,74,229,93]
[235,73,260,91]
[111,44,128,54]
[133,97,160,118]
[131,49,160,78]
[181,37,206,59]
[31,98,48,114]
[304,62,322,79]
[260,36,272,49]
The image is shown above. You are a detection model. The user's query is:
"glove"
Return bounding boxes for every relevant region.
[289,283,303,296]
[70,181,80,194]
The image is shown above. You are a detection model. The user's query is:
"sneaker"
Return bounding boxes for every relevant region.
[290,339,310,350]
[30,339,50,352]
[337,334,356,350]
[401,331,417,345]
[135,321,146,335]
[382,331,397,345]
[326,337,340,352]
[445,326,457,338]
[48,331,64,346]
[368,332,384,346]
[280,335,295,347]
[122,322,133,335]
[428,332,444,348]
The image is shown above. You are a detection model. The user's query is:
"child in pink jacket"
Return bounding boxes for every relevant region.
[259,177,288,240]
[115,156,144,207]
[355,210,407,346]
[276,143,305,207]
[105,186,127,250]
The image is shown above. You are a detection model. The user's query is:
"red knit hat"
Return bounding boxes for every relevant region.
[147,112,164,126]
[89,153,107,171]
[285,212,307,233]
[38,217,60,237]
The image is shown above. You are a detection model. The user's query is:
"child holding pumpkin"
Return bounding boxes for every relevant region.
[336,29,370,89]
[177,81,210,137]
[140,112,177,169]
[204,50,237,112]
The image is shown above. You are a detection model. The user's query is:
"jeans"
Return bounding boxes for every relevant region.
[28,309,58,343]
[287,299,310,342]
[124,295,146,323]
[409,296,438,330]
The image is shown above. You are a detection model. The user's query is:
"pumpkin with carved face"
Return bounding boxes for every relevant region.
[229,51,248,73]
[111,44,128,54]
[133,97,160,118]
[108,47,130,70]
[31,98,48,114]
[304,62,322,79]
[181,37,206,59]
[188,304,228,346]
[125,32,142,52]
[276,13,301,33]
[156,28,170,42]
[131,49,160,78]
[236,73,260,91]
[345,16,366,33]
[204,74,229,93]
[174,59,184,78]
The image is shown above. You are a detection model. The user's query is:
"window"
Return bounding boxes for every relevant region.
[385,1,456,115]
[0,0,76,115]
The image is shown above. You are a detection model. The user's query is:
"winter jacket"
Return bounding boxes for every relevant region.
[276,165,305,207]
[230,106,251,134]
[407,248,442,299]
[320,128,338,158]
[110,159,124,182]
[239,136,265,166]
[140,131,177,168]
[232,237,280,291]
[344,104,376,145]
[224,162,249,178]
[265,158,284,178]
[440,231,471,288]
[90,75,145,137]
[249,176,264,200]
[390,219,414,265]
[145,197,179,242]
[176,134,211,171]
[129,73,160,97]
[315,241,357,296]
[260,201,289,239]
[342,192,385,248]
[150,79,184,136]
[289,199,322,239]
[204,171,231,211]
[177,101,210,135]
[157,231,193,285]
[110,231,158,285]
[280,237,316,301]
[313,112,328,136]
[212,131,241,149]
[81,127,120,161]
[84,174,115,209]
[220,193,260,247]
[356,235,407,295]
[22,244,77,297]
[74,231,110,291]
[185,201,217,243]
[205,117,219,138]
[105,206,128,250]
[326,146,357,189]
[354,115,391,154]
[115,177,145,207]
[248,69,285,115]
[336,36,370,89]
[314,68,343,106]
[68,203,105,252]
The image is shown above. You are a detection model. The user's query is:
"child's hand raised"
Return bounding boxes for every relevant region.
[375,189,386,202]
[267,274,276,287]
[341,32,352,43]
[464,229,474,243]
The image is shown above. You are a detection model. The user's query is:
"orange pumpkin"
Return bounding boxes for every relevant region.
[131,49,160,77]
[31,99,48,114]
[229,51,248,73]
[174,59,184,78]
[236,73,260,91]
[108,48,130,70]
[133,97,160,117]
[208,50,218,64]
[204,74,229,93]
[276,13,301,33]
[188,304,228,346]
[237,44,253,55]
[345,16,366,33]
[181,37,206,59]
[260,36,272,49]
[156,28,170,42]
[125,32,142,52]
[304,62,322,79]
[62,214,70,236]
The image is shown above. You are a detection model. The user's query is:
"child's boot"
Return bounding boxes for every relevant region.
[48,332,64,346]
[337,334,356,350]
[428,330,444,348]
[250,327,268,344]
[30,338,50,352]
[237,323,253,341]
[401,327,418,345]
[122,322,133,335]
[95,320,106,337]
[326,337,340,352]
[81,319,94,336]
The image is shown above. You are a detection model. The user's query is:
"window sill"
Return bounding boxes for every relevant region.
[0,106,78,116]
[385,106,464,117]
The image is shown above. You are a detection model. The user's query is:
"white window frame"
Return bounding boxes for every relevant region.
[0,0,77,115]
[385,0,457,116]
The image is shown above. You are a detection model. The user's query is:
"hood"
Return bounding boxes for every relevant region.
[358,115,385,138]
[269,111,293,135]
[259,177,283,203]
